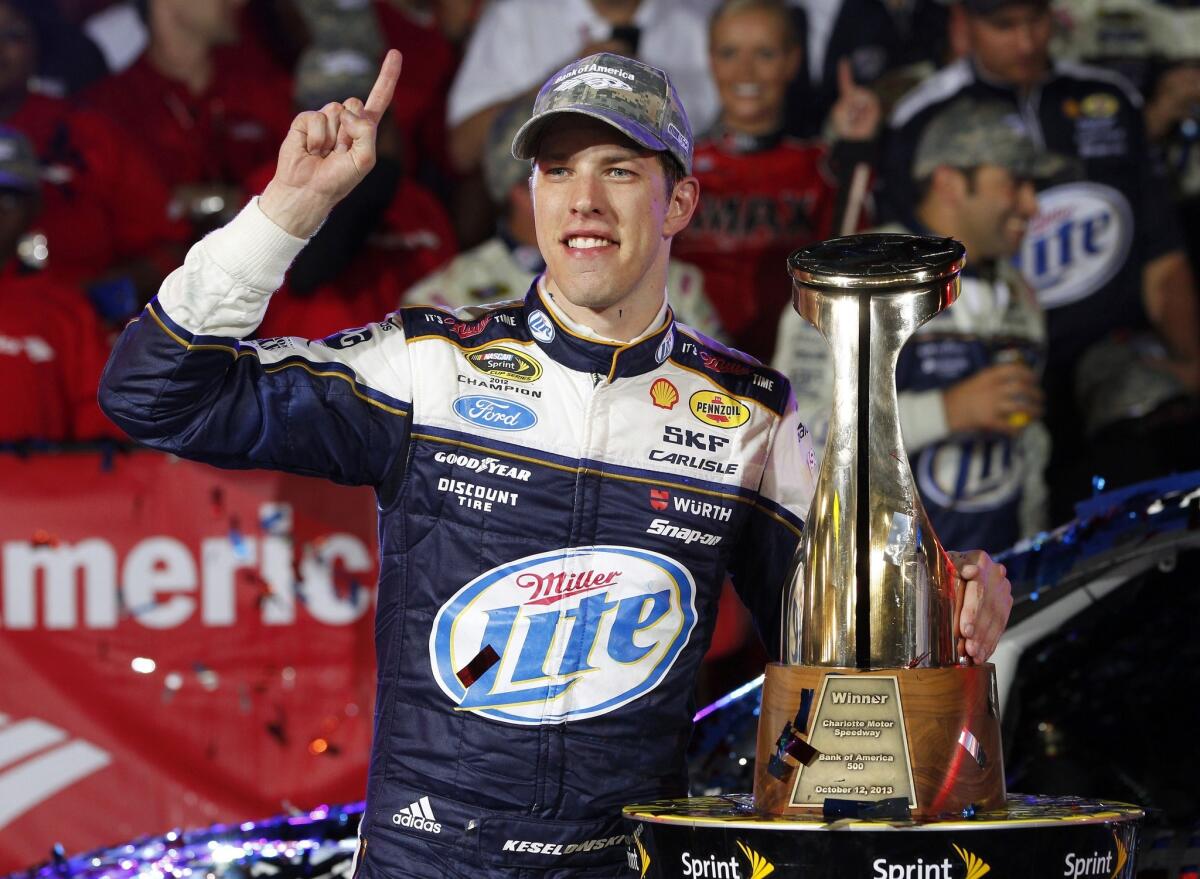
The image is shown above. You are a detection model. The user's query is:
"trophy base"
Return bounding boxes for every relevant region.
[623,795,1142,879]
[753,662,1004,818]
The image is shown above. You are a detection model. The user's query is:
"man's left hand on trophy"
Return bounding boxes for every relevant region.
[948,550,1013,664]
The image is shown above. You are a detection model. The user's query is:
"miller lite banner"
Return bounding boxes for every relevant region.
[0,451,380,872]
[1016,181,1133,310]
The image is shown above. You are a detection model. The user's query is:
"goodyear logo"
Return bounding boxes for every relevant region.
[467,346,542,383]
[430,546,697,724]
[689,391,750,429]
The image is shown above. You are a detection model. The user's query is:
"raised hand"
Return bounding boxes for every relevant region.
[829,58,881,143]
[260,49,403,238]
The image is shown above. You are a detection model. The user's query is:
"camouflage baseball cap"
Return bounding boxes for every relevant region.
[0,126,39,192]
[511,53,693,175]
[912,98,1073,181]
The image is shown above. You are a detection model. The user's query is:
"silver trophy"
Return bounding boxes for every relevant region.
[753,234,1002,817]
[783,233,964,669]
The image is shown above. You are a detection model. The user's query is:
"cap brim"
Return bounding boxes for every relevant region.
[511,106,671,162]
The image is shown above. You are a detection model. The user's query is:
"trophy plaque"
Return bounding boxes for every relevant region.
[752,234,1006,818]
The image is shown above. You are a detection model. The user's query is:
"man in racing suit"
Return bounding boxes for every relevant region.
[99,50,1013,877]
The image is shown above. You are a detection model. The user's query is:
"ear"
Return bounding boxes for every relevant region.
[663,176,700,238]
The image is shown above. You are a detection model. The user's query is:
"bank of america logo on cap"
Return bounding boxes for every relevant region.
[512,52,694,175]
[555,71,634,93]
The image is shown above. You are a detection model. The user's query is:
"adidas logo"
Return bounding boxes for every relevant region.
[0,714,112,829]
[392,796,442,834]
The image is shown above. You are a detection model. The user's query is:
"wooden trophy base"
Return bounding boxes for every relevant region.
[752,662,1005,818]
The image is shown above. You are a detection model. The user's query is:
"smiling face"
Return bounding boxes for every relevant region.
[953,164,1038,260]
[531,115,698,337]
[709,3,801,136]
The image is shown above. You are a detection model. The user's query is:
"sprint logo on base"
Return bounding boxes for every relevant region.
[393,796,442,834]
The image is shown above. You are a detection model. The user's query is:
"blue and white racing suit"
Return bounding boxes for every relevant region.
[99,202,817,877]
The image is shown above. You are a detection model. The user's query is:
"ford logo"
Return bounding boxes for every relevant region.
[452,395,538,431]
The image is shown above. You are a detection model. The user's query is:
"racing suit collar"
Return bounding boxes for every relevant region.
[523,278,677,381]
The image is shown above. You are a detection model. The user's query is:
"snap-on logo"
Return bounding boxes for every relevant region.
[429,546,697,724]
[452,395,538,431]
[689,391,750,428]
[466,346,542,383]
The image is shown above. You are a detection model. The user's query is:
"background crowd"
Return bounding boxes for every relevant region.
[3,0,1200,554]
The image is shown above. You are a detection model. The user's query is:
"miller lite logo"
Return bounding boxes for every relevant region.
[916,436,1022,513]
[650,378,679,410]
[1016,182,1133,310]
[689,391,750,428]
[429,546,697,724]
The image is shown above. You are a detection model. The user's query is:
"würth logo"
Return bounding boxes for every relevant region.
[0,714,112,829]
[393,796,442,834]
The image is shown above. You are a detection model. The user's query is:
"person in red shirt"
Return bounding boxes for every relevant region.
[81,0,294,231]
[0,0,187,302]
[248,46,457,340]
[673,0,880,362]
[0,126,116,442]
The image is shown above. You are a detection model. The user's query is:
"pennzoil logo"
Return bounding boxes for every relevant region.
[650,378,679,410]
[689,391,750,428]
[736,840,775,879]
[467,347,542,383]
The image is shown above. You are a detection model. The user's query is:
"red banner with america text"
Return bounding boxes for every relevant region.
[0,450,379,872]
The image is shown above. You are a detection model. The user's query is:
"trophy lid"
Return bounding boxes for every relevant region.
[788,233,966,291]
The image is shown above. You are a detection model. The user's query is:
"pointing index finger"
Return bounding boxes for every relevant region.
[364,49,403,121]
[837,58,855,95]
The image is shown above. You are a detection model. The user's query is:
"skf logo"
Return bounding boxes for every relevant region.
[650,378,679,410]
[735,840,775,879]
[690,391,750,428]
[429,546,697,724]
[650,488,670,511]
[466,346,542,382]
[664,425,729,452]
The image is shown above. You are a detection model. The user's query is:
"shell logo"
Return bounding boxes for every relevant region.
[689,390,750,428]
[650,378,679,410]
